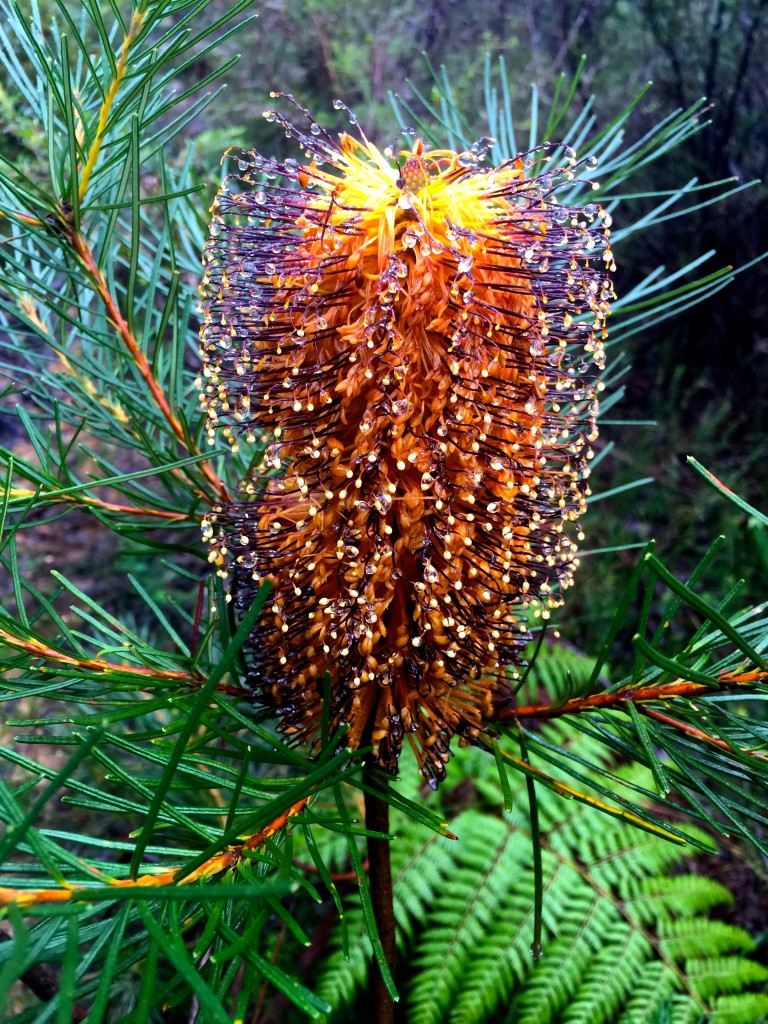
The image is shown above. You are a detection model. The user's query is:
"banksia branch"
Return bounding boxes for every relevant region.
[199,99,614,785]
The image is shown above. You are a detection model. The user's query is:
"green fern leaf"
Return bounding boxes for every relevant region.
[686,957,768,1001]
[709,992,768,1024]
[659,919,755,960]
[615,966,700,1024]
[311,719,768,1024]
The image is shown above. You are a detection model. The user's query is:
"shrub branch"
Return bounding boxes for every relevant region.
[0,797,310,908]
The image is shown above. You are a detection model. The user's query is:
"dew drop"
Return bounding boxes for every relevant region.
[531,336,549,358]
[551,205,569,224]
[423,562,439,584]
[391,398,413,417]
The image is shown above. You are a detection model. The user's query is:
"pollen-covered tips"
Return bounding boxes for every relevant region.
[198,99,615,786]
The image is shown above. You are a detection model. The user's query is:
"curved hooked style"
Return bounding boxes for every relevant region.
[199,97,615,786]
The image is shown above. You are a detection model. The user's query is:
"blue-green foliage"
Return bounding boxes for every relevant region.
[312,720,768,1024]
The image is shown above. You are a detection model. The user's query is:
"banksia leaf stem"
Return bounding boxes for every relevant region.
[77,9,146,205]
[7,487,192,521]
[0,626,249,695]
[68,228,231,504]
[503,668,766,719]
[0,797,310,908]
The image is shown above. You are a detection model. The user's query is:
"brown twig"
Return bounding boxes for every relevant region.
[66,230,231,505]
[498,669,765,721]
[0,626,248,697]
[253,907,338,1024]
[249,920,288,1024]
[292,858,365,883]
[0,797,310,908]
[190,579,207,657]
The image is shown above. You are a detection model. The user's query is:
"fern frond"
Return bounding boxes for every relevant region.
[626,875,734,925]
[407,815,529,1024]
[658,919,754,960]
[313,722,767,1024]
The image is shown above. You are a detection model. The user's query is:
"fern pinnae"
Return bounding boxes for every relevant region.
[658,918,754,961]
[408,814,525,1024]
[513,891,608,1024]
[561,924,651,1024]
[710,992,768,1024]
[392,820,455,943]
[446,846,543,1024]
[616,964,701,1024]
[625,874,736,926]
[542,833,705,1017]
[311,715,768,1024]
[685,955,768,1002]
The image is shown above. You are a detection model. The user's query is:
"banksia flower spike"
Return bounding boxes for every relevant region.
[199,97,615,786]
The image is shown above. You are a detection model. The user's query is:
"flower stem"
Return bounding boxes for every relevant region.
[363,767,396,1024]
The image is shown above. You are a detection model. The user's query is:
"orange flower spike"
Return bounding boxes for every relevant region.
[199,97,615,786]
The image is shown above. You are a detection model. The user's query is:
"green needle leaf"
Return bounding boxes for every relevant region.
[129,581,272,877]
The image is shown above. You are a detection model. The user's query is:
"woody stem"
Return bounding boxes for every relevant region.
[363,766,396,1024]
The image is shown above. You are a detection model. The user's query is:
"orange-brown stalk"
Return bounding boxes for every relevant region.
[0,797,309,908]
